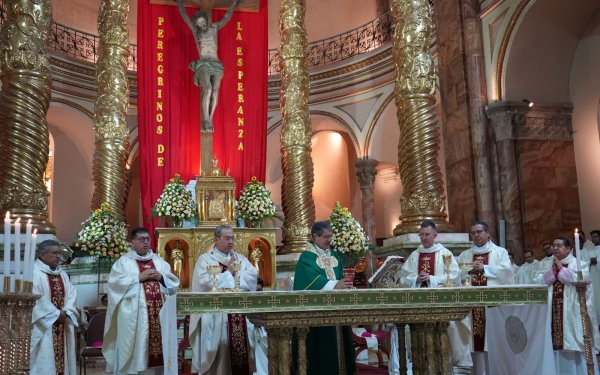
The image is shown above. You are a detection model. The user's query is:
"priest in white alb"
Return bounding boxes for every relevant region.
[400,220,472,367]
[515,250,540,284]
[539,242,554,272]
[103,227,180,374]
[31,240,79,375]
[189,225,258,375]
[457,221,513,375]
[535,237,600,375]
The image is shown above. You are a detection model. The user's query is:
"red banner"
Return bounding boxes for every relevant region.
[137,0,267,237]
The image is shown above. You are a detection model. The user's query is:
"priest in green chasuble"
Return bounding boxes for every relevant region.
[31,240,80,375]
[293,221,357,375]
[103,227,180,375]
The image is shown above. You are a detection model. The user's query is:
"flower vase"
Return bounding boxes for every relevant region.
[170,218,183,228]
[343,268,356,287]
[247,219,262,228]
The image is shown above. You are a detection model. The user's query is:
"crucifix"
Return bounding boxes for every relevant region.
[150,0,259,171]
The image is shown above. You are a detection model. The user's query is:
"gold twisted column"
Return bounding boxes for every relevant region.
[267,328,281,375]
[573,281,595,375]
[279,327,292,375]
[0,0,55,234]
[391,0,452,236]
[278,0,315,254]
[91,0,132,219]
[395,323,408,375]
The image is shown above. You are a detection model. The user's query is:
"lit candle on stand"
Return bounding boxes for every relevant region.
[3,212,10,278]
[23,219,32,282]
[30,229,37,281]
[14,218,21,281]
[575,228,582,273]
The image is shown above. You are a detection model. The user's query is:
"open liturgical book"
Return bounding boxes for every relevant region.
[368,256,405,287]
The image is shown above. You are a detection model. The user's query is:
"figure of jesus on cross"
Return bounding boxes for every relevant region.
[176,0,244,132]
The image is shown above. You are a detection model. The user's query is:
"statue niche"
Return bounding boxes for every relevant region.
[248,238,272,287]
[166,239,190,288]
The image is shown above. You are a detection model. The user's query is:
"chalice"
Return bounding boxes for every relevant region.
[207,265,222,292]
[441,255,455,287]
[458,263,473,286]
[232,260,242,291]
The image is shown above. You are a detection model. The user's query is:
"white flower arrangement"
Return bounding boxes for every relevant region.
[237,177,277,227]
[328,201,369,267]
[152,174,197,227]
[75,203,130,260]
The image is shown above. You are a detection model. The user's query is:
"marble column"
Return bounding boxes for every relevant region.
[356,158,379,244]
[487,103,526,262]
[461,0,497,238]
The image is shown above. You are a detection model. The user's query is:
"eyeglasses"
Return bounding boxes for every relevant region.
[418,233,433,238]
[470,230,487,236]
[551,244,566,249]
[320,235,333,240]
[135,237,151,242]
[220,236,235,242]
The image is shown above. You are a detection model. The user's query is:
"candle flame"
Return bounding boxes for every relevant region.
[575,228,579,234]
[15,217,21,224]
[33,228,37,235]
[27,219,31,224]
[5,211,9,219]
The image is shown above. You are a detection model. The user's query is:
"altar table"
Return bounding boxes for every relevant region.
[175,286,548,375]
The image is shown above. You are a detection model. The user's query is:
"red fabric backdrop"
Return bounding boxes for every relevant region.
[137,0,267,239]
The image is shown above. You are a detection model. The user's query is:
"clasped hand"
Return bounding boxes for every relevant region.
[472,261,484,273]
[139,269,162,282]
[418,272,430,283]
[55,310,67,324]
[552,256,563,272]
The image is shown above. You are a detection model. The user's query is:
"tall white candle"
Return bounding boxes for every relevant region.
[14,218,21,280]
[3,211,10,278]
[30,229,37,280]
[23,219,32,282]
[575,228,581,272]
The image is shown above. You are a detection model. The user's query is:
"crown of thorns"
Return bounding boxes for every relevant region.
[192,10,208,22]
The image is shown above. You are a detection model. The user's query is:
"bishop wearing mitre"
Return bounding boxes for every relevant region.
[189,225,258,375]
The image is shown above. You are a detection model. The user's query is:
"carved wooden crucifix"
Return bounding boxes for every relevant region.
[150,0,258,23]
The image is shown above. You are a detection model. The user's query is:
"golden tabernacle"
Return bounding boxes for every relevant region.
[195,156,236,227]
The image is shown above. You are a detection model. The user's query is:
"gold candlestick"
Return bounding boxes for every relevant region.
[572,281,595,375]
[207,265,221,292]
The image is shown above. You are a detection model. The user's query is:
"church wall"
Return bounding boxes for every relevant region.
[518,140,581,258]
[569,11,600,235]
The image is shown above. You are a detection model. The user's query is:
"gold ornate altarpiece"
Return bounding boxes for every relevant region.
[156,227,277,291]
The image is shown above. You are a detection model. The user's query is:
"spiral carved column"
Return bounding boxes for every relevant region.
[91,0,132,219]
[278,0,315,254]
[0,0,55,234]
[391,0,452,236]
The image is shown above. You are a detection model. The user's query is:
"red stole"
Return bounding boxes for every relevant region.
[219,262,251,375]
[48,274,65,375]
[135,259,164,368]
[551,279,565,350]
[471,252,489,352]
[417,252,435,288]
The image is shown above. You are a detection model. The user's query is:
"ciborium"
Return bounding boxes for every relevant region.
[232,260,242,291]
[459,263,473,286]
[207,265,222,292]
[440,255,455,287]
